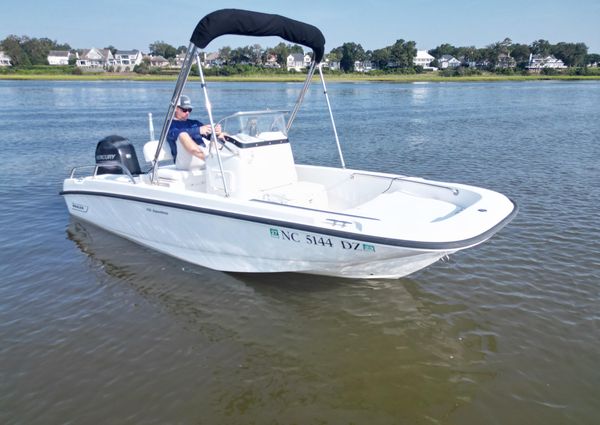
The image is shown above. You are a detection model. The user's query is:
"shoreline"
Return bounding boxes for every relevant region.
[1,73,599,83]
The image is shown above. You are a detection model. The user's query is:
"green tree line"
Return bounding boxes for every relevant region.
[429,38,596,68]
[1,35,71,66]
[2,34,599,71]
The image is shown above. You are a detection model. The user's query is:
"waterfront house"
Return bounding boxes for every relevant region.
[0,51,12,67]
[47,50,78,65]
[286,53,311,71]
[473,59,491,69]
[413,50,435,69]
[323,56,340,71]
[264,54,280,68]
[354,60,374,72]
[113,50,143,71]
[148,55,169,68]
[203,52,222,68]
[439,55,460,69]
[77,48,113,69]
[174,53,187,68]
[526,54,567,71]
[496,53,516,69]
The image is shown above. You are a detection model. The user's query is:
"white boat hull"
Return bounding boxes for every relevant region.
[62,165,516,279]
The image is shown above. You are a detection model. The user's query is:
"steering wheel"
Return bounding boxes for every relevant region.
[205,135,236,155]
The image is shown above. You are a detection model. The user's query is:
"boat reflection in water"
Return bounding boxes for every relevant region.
[66,217,499,421]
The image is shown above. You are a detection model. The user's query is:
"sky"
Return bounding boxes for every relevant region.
[2,0,599,53]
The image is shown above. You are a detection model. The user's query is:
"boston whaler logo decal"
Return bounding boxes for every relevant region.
[71,202,88,213]
[270,228,375,252]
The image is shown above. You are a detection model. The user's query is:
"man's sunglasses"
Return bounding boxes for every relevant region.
[179,107,192,113]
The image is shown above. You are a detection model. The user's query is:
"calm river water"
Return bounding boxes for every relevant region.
[1,80,599,424]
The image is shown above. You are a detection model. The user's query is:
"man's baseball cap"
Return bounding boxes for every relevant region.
[177,95,193,109]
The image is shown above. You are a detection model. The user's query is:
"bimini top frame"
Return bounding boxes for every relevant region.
[151,8,345,189]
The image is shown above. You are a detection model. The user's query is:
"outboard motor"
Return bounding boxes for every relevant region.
[95,135,142,176]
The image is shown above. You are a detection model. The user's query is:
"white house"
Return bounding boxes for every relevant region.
[438,55,460,69]
[354,60,374,72]
[286,53,311,71]
[413,50,435,69]
[321,55,340,71]
[323,57,340,71]
[77,48,113,69]
[203,52,222,68]
[527,54,567,71]
[47,50,78,65]
[174,53,187,67]
[113,50,143,71]
[0,51,12,67]
[465,59,490,69]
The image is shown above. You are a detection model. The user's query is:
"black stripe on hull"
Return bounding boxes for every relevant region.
[60,190,518,251]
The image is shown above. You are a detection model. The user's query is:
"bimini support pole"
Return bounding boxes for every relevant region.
[148,113,155,140]
[151,42,196,184]
[318,64,345,168]
[286,61,317,131]
[195,53,229,197]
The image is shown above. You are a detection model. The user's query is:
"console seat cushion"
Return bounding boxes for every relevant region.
[143,140,173,162]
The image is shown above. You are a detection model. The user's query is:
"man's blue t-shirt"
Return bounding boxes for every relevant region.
[167,119,205,159]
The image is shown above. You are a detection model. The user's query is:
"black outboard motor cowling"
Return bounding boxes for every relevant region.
[95,135,142,176]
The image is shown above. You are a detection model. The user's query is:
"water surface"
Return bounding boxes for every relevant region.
[1,80,599,424]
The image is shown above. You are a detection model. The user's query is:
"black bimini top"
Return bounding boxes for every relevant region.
[190,9,326,63]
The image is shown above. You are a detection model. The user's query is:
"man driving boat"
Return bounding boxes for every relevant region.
[166,95,223,166]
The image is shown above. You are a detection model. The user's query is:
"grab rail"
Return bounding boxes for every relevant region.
[69,163,137,184]
[350,172,459,195]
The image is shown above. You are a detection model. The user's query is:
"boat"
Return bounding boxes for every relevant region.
[61,9,517,279]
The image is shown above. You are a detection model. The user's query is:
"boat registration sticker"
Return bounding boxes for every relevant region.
[269,228,375,252]
[362,244,376,252]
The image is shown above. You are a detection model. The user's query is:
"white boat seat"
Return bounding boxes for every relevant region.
[155,165,188,181]
[144,140,206,192]
[144,139,207,170]
[261,181,328,209]
[143,140,173,163]
[175,137,206,170]
[154,165,206,191]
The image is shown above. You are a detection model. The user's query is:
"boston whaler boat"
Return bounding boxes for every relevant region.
[61,9,517,279]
